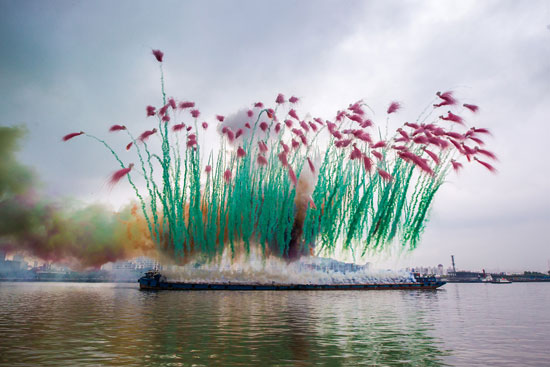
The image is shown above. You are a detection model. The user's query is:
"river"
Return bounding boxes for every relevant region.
[0,282,549,366]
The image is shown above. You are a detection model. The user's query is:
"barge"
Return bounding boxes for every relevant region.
[138,271,446,291]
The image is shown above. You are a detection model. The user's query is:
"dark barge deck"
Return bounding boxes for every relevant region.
[138,272,446,291]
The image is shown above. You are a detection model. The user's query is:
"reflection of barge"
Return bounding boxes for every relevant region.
[138,271,446,291]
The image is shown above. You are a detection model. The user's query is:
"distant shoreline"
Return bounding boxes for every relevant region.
[2,279,550,284]
[0,279,137,283]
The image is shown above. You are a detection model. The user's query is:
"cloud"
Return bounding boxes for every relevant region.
[1,0,549,270]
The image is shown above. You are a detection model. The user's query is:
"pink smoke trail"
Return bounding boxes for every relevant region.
[110,163,134,186]
[387,102,401,114]
[62,132,84,141]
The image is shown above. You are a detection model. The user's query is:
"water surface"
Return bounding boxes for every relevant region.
[0,282,549,366]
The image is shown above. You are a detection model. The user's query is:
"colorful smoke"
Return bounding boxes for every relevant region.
[0,126,156,268]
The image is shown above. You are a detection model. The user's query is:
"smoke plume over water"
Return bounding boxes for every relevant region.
[0,126,156,268]
[164,247,414,284]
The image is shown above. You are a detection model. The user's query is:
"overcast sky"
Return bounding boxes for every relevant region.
[1,0,549,272]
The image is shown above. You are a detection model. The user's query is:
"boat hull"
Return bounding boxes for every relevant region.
[139,279,446,291]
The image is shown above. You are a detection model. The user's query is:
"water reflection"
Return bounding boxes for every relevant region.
[0,283,450,366]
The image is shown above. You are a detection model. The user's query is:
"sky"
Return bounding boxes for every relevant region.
[1,0,549,272]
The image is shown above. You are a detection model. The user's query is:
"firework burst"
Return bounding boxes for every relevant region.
[63,50,497,263]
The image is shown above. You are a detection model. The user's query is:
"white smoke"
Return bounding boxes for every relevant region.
[162,247,415,285]
[217,107,270,144]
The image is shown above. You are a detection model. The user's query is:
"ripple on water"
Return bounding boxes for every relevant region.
[0,282,549,366]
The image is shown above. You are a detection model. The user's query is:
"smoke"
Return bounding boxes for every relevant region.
[216,105,323,260]
[219,107,256,139]
[0,126,156,268]
[0,126,34,197]
[0,125,320,269]
[164,247,414,285]
[218,107,276,144]
[287,157,320,259]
